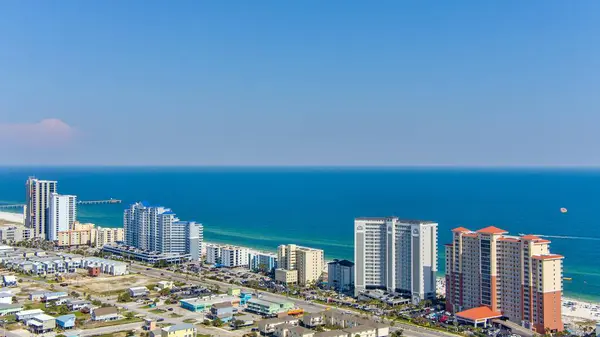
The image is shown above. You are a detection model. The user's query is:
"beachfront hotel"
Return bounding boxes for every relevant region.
[445,226,563,333]
[47,193,77,241]
[25,177,57,239]
[354,217,438,304]
[277,244,325,285]
[123,202,203,260]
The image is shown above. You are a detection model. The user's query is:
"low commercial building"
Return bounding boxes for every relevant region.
[258,316,300,334]
[103,244,191,264]
[455,306,503,328]
[27,314,56,334]
[246,298,294,316]
[179,295,239,312]
[157,281,174,290]
[275,269,298,285]
[161,323,197,337]
[17,309,45,321]
[0,303,23,316]
[129,286,150,297]
[92,307,119,321]
[56,314,76,329]
[0,225,32,243]
[210,302,234,322]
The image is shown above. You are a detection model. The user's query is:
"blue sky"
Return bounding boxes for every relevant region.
[1,1,599,166]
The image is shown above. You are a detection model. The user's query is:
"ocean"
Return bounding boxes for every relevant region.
[0,167,599,302]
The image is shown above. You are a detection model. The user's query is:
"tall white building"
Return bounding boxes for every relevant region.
[48,193,77,241]
[25,177,58,239]
[123,202,202,258]
[354,217,438,304]
[205,244,249,267]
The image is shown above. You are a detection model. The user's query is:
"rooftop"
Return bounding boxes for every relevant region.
[93,307,118,316]
[32,313,55,322]
[212,301,233,309]
[476,226,508,235]
[163,323,195,332]
[532,254,564,260]
[344,325,376,334]
[328,259,354,267]
[289,326,314,335]
[315,331,348,337]
[452,227,471,232]
[456,306,502,321]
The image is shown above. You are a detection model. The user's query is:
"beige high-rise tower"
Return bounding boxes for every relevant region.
[277,244,324,285]
[445,226,563,333]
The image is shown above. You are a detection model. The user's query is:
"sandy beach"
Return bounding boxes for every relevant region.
[0,211,24,224]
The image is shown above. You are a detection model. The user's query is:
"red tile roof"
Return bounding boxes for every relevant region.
[498,237,520,243]
[532,254,564,260]
[476,226,508,235]
[463,233,478,238]
[520,235,541,240]
[456,306,502,321]
[534,239,551,244]
[452,227,471,233]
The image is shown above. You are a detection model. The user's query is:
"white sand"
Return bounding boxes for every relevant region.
[0,211,24,224]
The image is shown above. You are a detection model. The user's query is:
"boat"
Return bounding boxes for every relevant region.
[563,277,572,281]
[560,207,568,213]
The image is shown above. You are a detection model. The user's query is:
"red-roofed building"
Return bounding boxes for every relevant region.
[456,306,502,327]
[452,227,471,233]
[476,226,508,235]
[445,226,564,333]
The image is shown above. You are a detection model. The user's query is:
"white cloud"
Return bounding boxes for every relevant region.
[0,119,78,147]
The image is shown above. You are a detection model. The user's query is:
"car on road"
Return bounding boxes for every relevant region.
[168,308,174,311]
[157,318,165,322]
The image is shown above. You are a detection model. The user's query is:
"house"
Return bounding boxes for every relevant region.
[28,314,56,334]
[43,291,68,302]
[92,307,119,321]
[0,303,23,316]
[2,275,17,287]
[258,316,300,334]
[144,318,157,331]
[56,314,76,329]
[314,331,349,337]
[16,309,45,321]
[0,292,13,304]
[301,312,324,328]
[343,325,377,337]
[129,286,149,297]
[29,291,47,301]
[210,302,234,322]
[275,324,296,337]
[67,299,92,311]
[288,326,315,337]
[161,323,197,337]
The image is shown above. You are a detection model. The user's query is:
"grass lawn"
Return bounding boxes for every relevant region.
[81,317,143,329]
[149,308,166,314]
[169,313,183,318]
[183,318,197,323]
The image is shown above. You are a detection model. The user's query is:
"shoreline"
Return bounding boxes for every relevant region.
[3,211,600,309]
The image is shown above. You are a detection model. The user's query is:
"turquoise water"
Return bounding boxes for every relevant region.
[0,167,599,302]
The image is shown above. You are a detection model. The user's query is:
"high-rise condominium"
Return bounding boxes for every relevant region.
[25,177,58,239]
[445,226,563,333]
[123,202,203,260]
[354,217,438,304]
[48,193,77,241]
[277,244,324,285]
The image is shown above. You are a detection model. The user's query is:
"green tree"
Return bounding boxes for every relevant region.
[57,305,70,315]
[118,292,132,303]
[125,311,135,319]
[213,317,223,327]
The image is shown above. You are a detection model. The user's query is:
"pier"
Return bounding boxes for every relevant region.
[0,199,122,209]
